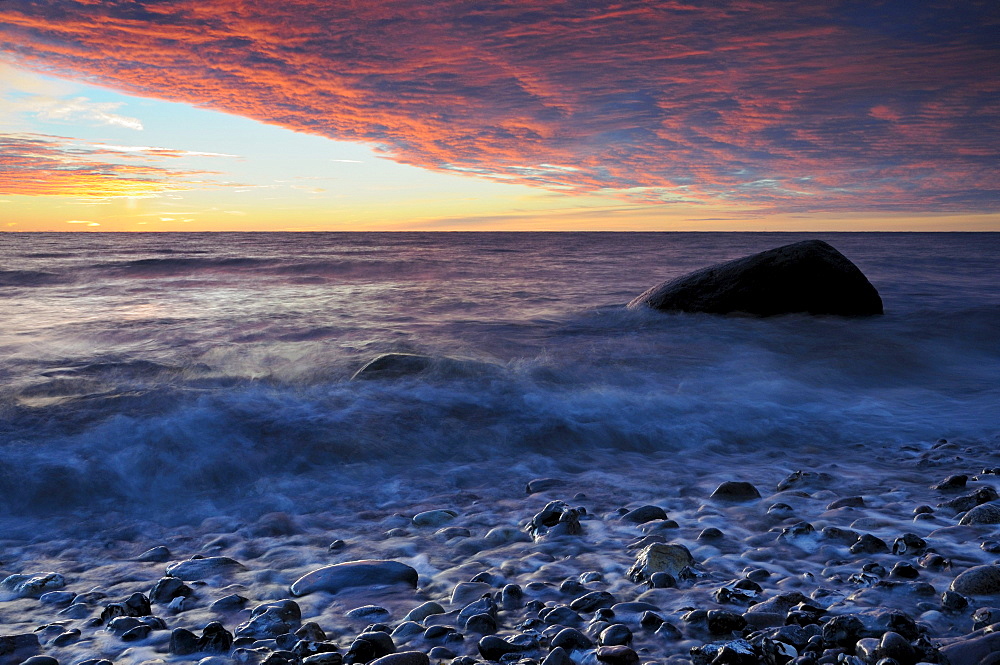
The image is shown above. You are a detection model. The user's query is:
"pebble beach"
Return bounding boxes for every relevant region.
[2,433,999,665]
[1,232,998,665]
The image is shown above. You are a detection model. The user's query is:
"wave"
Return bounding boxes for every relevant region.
[1,323,996,518]
[0,269,69,287]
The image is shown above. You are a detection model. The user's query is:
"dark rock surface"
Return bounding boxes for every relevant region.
[628,239,883,317]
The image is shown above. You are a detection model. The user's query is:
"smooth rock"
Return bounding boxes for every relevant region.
[0,633,40,664]
[950,565,1000,595]
[527,478,566,494]
[627,239,883,316]
[236,600,302,638]
[960,502,1000,525]
[403,601,445,622]
[542,647,575,665]
[710,481,761,502]
[526,500,583,540]
[290,560,418,596]
[451,582,492,607]
[346,605,391,622]
[166,556,246,580]
[595,645,639,665]
[940,630,1000,665]
[620,505,668,524]
[0,572,65,598]
[484,527,532,545]
[136,546,171,562]
[627,543,695,582]
[412,510,457,527]
[369,652,428,665]
[352,353,490,381]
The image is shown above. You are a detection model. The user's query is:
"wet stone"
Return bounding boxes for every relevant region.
[598,624,632,646]
[526,478,566,494]
[710,481,761,502]
[0,572,65,599]
[932,474,968,490]
[594,645,639,665]
[346,605,391,622]
[550,628,592,651]
[959,502,1000,525]
[541,647,574,665]
[939,487,999,513]
[827,496,865,509]
[850,534,889,554]
[620,505,667,524]
[404,601,445,622]
[706,610,747,635]
[150,576,191,604]
[464,613,497,634]
[526,501,583,540]
[891,533,927,556]
[950,564,1000,595]
[236,599,302,639]
[369,652,430,665]
[290,560,419,597]
[570,591,615,612]
[627,543,694,582]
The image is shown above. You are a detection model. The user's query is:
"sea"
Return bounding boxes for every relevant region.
[1,232,997,526]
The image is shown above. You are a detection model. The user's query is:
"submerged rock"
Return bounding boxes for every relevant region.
[290,560,418,596]
[351,353,492,381]
[628,239,883,316]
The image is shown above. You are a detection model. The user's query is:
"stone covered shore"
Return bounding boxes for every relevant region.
[1,438,999,665]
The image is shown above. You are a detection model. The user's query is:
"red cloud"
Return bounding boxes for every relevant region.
[1,1,997,212]
[0,133,228,197]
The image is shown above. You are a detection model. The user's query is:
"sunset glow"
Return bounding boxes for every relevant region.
[1,1,997,230]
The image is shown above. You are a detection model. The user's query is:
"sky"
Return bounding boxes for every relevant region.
[0,0,998,231]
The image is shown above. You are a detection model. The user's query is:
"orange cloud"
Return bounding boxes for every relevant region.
[0,133,228,197]
[0,1,997,212]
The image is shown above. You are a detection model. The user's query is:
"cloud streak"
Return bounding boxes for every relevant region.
[0,1,997,212]
[0,133,229,198]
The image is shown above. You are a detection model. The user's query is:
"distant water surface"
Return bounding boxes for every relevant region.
[0,232,997,518]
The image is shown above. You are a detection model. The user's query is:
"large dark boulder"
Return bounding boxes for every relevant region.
[627,240,883,316]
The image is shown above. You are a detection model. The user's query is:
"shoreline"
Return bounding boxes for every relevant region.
[1,436,998,664]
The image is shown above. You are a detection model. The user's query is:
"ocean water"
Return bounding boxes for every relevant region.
[0,232,997,523]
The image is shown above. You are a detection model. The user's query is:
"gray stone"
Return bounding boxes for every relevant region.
[620,505,668,524]
[345,605,391,622]
[710,481,761,502]
[526,500,583,540]
[290,560,418,596]
[0,572,65,598]
[526,478,566,494]
[940,631,1000,665]
[351,353,491,381]
[402,601,445,622]
[369,652,429,665]
[960,502,1000,525]
[412,510,457,527]
[236,599,302,638]
[451,582,492,606]
[950,565,1000,595]
[0,633,40,665]
[165,556,246,580]
[628,239,883,317]
[627,543,695,582]
[136,546,171,562]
